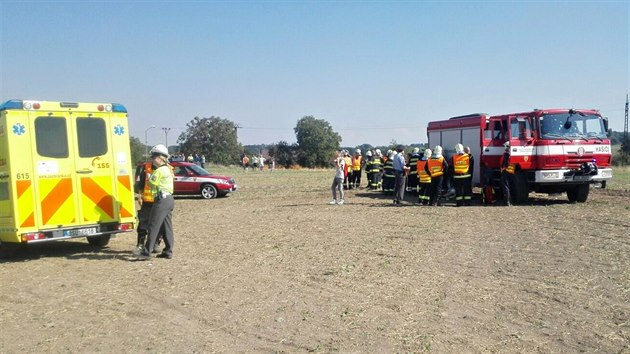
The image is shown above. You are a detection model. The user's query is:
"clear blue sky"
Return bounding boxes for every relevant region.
[1,1,628,147]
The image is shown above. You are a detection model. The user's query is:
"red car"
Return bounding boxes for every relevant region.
[136,161,237,199]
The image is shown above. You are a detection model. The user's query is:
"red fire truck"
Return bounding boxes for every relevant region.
[427,109,613,204]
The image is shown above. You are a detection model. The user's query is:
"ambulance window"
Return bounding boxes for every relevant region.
[35,117,69,158]
[77,118,107,157]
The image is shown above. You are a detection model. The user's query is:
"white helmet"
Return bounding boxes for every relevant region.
[150,144,170,158]
[366,150,372,157]
[455,143,464,154]
[375,149,382,156]
[423,149,432,159]
[413,147,420,154]
[504,141,510,150]
[355,149,361,155]
[433,145,443,157]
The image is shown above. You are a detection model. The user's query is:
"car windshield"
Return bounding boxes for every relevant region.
[539,113,607,140]
[187,164,211,175]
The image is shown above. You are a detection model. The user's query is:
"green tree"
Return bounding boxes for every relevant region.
[268,141,298,168]
[177,116,242,165]
[294,116,341,168]
[129,136,146,165]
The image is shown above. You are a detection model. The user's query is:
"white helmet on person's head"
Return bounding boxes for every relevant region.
[413,147,420,154]
[455,143,464,154]
[355,149,361,155]
[366,150,372,157]
[423,149,432,159]
[375,149,382,156]
[504,141,510,150]
[150,144,170,159]
[433,145,443,156]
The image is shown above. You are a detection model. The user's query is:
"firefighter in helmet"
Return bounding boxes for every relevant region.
[425,145,449,206]
[417,148,432,205]
[452,143,472,206]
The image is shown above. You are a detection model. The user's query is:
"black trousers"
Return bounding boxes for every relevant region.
[429,175,443,205]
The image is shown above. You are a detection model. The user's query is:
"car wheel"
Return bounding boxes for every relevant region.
[87,235,111,247]
[201,184,218,199]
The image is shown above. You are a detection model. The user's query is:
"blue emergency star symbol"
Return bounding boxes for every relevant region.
[114,125,125,136]
[12,123,26,136]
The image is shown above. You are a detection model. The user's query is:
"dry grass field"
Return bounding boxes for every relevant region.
[1,166,629,353]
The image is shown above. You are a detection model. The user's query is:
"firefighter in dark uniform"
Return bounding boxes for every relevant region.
[381,150,395,195]
[425,145,449,206]
[452,143,472,207]
[406,147,422,194]
[370,150,383,190]
[365,150,374,189]
[464,146,474,205]
[500,142,515,206]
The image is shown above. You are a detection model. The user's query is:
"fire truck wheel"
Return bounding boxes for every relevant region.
[201,184,218,199]
[511,172,529,204]
[86,235,111,247]
[567,184,589,203]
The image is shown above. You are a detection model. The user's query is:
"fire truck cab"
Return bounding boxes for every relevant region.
[427,109,613,204]
[0,100,136,255]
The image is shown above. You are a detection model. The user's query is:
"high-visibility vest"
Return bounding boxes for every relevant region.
[352,156,362,171]
[453,153,471,177]
[417,160,431,183]
[427,157,445,177]
[501,154,516,174]
[141,162,155,203]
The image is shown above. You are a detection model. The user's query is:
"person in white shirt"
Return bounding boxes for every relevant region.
[330,151,346,205]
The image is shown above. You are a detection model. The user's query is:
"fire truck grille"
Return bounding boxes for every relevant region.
[565,154,594,168]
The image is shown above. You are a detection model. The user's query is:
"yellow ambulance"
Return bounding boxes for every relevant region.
[0,100,136,254]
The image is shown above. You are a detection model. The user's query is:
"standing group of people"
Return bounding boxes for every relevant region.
[241,153,275,172]
[330,143,479,207]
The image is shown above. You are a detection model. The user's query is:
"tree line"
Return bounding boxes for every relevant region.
[129,116,630,167]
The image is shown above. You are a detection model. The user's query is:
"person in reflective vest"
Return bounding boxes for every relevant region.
[452,143,472,207]
[343,150,352,190]
[425,145,449,206]
[500,142,515,206]
[406,147,422,194]
[381,151,395,195]
[417,148,432,205]
[351,149,363,189]
[134,161,168,255]
[138,144,176,260]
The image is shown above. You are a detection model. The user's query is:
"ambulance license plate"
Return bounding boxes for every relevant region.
[64,227,97,237]
[573,175,590,181]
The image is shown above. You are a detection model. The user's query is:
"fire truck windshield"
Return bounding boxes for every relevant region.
[540,113,607,140]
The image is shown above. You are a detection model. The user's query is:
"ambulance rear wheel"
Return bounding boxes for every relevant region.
[87,235,111,247]
[567,184,589,203]
[201,184,218,199]
[0,241,21,259]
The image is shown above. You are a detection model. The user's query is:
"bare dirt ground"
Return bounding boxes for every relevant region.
[1,168,629,353]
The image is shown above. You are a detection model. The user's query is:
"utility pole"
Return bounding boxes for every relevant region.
[624,94,629,152]
[162,127,171,152]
